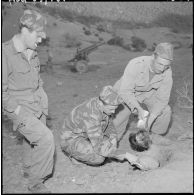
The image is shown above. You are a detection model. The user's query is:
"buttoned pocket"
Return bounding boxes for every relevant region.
[14,62,31,74]
[12,62,32,89]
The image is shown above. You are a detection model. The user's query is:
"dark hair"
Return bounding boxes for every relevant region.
[129,130,152,152]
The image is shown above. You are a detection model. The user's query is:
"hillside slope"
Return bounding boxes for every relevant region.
[48,2,192,22]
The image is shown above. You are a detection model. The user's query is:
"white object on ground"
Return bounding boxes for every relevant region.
[137,110,149,129]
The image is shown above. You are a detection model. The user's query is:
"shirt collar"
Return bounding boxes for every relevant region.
[11,35,37,59]
[12,35,26,54]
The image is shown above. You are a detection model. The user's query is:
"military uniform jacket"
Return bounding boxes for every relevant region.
[61,97,117,157]
[113,56,173,117]
[2,38,48,127]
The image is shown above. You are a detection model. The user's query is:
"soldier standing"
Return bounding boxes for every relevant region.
[2,10,55,193]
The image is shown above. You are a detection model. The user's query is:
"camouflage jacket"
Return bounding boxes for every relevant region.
[61,97,117,157]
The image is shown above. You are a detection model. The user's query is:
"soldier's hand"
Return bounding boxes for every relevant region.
[138,109,149,121]
[125,152,138,163]
[14,105,21,115]
[101,138,117,156]
[124,153,146,170]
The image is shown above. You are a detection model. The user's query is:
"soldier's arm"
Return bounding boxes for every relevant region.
[117,60,144,115]
[86,116,117,157]
[2,49,18,113]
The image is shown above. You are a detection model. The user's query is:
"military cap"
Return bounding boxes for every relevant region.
[99,85,123,106]
[20,9,47,38]
[154,42,173,61]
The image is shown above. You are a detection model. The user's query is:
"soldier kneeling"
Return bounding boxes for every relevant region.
[60,86,169,170]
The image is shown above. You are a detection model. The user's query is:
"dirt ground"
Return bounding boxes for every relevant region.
[2,3,193,193]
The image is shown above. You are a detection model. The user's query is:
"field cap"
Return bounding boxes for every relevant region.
[20,9,47,38]
[154,42,173,61]
[99,85,123,106]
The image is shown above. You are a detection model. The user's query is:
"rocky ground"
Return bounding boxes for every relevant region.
[2,2,193,193]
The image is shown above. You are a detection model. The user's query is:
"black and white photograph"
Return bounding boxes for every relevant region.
[2,0,193,193]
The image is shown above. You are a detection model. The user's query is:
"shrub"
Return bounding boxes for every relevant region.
[96,24,106,32]
[122,44,132,51]
[94,33,99,37]
[107,36,124,47]
[107,35,147,52]
[131,36,147,52]
[176,80,193,109]
[98,37,104,42]
[63,33,81,48]
[152,13,193,33]
[83,29,91,36]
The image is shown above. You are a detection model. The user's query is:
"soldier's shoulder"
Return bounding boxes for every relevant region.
[128,56,150,67]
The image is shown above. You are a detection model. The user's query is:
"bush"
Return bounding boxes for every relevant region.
[176,80,193,109]
[131,36,147,52]
[107,35,146,52]
[83,28,92,36]
[94,33,99,37]
[96,24,106,32]
[122,44,132,51]
[98,37,104,42]
[152,13,193,33]
[63,33,81,48]
[107,36,124,47]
